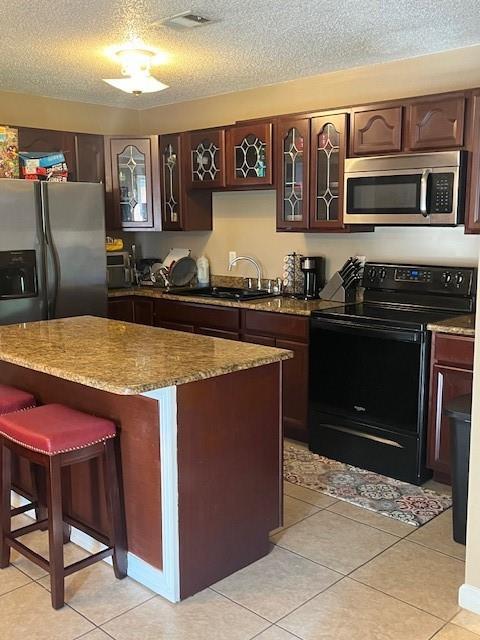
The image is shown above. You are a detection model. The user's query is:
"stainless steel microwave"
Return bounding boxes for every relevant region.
[344,151,466,225]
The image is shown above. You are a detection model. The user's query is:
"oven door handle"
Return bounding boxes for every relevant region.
[310,317,422,343]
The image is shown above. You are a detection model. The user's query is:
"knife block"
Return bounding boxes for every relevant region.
[320,271,358,303]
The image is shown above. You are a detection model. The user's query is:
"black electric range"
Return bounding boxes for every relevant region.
[308,262,476,484]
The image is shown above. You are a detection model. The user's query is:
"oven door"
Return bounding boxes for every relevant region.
[309,317,427,432]
[308,317,430,483]
[344,167,460,225]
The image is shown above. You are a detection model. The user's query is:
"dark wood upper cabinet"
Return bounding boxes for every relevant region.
[465,90,480,234]
[276,118,310,230]
[75,133,105,183]
[226,122,273,187]
[105,135,160,231]
[310,113,348,230]
[185,128,226,190]
[351,106,403,155]
[405,95,465,151]
[159,133,212,232]
[18,127,77,180]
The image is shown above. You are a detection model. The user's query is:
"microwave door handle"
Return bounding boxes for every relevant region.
[420,169,432,217]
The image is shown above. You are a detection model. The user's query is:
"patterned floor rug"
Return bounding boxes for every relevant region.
[284,442,452,527]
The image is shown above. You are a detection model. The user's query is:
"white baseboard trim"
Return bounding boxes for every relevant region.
[459,584,480,615]
[11,491,177,602]
[70,528,176,601]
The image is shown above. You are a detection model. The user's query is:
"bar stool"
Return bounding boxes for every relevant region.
[0,384,36,416]
[0,403,127,609]
[0,384,45,522]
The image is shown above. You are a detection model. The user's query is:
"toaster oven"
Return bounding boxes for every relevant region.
[106,251,132,289]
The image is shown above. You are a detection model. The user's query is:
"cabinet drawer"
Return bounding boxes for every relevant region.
[196,327,240,341]
[434,333,474,368]
[242,310,308,342]
[154,299,240,331]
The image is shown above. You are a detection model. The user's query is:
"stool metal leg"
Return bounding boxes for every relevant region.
[103,439,127,579]
[46,456,65,609]
[0,442,11,568]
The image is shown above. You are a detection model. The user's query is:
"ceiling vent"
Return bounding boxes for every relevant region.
[154,11,215,31]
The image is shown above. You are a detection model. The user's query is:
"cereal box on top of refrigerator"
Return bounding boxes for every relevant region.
[0,126,19,179]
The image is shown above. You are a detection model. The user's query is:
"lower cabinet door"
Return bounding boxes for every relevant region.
[134,299,154,326]
[276,339,309,443]
[243,334,276,347]
[427,363,473,482]
[107,298,134,322]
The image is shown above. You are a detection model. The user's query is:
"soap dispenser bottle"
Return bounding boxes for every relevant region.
[197,255,210,287]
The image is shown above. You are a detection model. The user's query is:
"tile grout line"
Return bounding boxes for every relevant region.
[401,535,466,563]
[33,572,158,630]
[274,527,458,625]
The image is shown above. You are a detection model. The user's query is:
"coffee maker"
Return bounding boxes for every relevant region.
[299,256,325,299]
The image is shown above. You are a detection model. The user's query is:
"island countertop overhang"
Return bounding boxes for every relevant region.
[0,316,292,395]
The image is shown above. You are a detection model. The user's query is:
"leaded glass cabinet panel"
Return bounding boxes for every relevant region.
[310,113,347,230]
[187,129,226,190]
[109,137,157,230]
[226,122,273,187]
[161,135,182,230]
[276,118,310,230]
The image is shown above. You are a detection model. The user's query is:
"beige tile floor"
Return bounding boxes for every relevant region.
[0,479,478,640]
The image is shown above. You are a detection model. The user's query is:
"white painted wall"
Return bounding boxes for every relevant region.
[130,190,480,279]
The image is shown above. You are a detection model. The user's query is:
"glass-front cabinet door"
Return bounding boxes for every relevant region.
[310,113,347,230]
[276,118,310,230]
[160,134,183,230]
[226,122,273,187]
[109,137,159,230]
[186,129,226,190]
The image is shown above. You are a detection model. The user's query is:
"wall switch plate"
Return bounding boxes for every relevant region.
[228,251,236,267]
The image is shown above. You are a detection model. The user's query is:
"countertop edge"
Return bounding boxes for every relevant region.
[427,313,476,338]
[107,288,340,316]
[0,348,293,396]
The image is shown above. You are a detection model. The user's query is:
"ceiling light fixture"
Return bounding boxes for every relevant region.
[103,42,169,95]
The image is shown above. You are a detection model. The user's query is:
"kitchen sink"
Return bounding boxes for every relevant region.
[169,286,277,301]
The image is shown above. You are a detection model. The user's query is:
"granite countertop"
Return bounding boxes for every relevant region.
[0,316,292,395]
[108,287,343,316]
[427,314,476,337]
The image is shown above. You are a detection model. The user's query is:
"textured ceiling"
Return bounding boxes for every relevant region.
[2,0,480,110]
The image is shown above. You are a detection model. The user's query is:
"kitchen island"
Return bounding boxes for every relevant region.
[0,316,291,601]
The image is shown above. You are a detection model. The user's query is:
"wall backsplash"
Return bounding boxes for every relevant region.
[123,190,480,281]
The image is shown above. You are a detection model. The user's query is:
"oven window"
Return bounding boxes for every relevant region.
[310,326,423,433]
[347,174,422,214]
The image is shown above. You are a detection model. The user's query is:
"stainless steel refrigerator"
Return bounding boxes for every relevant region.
[0,179,107,325]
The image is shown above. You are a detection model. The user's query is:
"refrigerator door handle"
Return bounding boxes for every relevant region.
[41,184,60,319]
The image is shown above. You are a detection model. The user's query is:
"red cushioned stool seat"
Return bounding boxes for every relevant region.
[0,403,116,455]
[0,384,36,415]
[0,402,126,610]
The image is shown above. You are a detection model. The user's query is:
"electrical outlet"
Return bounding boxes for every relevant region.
[228,251,237,267]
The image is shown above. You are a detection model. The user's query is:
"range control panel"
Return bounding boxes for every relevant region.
[363,263,476,296]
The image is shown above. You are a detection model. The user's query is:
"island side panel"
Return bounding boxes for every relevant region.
[176,361,282,599]
[0,360,163,570]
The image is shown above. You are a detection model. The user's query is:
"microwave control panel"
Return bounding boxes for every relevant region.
[363,263,476,295]
[430,173,454,214]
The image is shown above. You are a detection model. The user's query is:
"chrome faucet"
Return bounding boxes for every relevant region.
[228,256,263,290]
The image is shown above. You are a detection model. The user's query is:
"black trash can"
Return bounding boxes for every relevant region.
[446,394,472,545]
